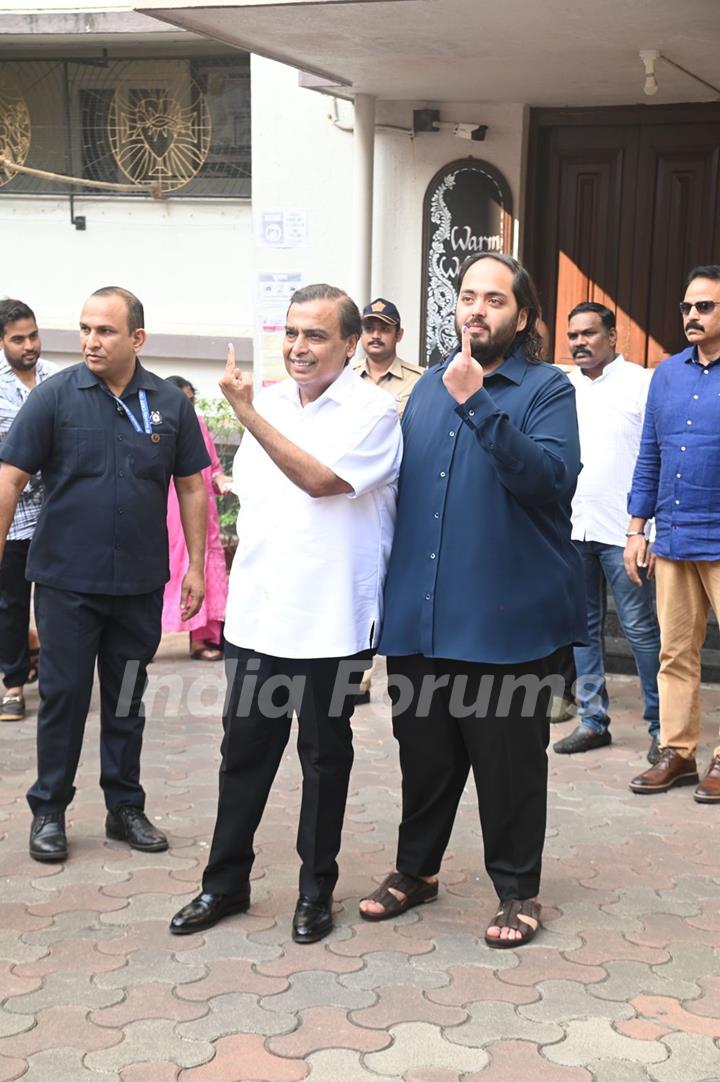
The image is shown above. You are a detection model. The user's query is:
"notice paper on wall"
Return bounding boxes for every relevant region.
[257,208,308,249]
[255,269,304,385]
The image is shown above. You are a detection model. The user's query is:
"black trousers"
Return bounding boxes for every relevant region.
[0,540,32,689]
[27,584,163,815]
[203,643,369,900]
[387,652,555,902]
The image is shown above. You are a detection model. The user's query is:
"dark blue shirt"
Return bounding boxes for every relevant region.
[379,348,586,665]
[0,361,210,594]
[628,346,720,561]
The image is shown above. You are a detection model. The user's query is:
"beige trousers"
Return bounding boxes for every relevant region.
[655,556,720,759]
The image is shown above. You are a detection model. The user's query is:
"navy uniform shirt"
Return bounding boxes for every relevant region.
[628,346,720,561]
[379,347,587,665]
[0,361,210,595]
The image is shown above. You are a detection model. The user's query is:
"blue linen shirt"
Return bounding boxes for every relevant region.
[0,361,210,595]
[628,346,720,561]
[379,348,586,665]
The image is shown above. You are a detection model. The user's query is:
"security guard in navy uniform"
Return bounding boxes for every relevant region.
[0,286,210,862]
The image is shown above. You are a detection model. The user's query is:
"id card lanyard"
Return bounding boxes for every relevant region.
[108,388,152,435]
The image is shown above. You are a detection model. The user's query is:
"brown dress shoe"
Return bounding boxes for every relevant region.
[629,747,698,794]
[694,755,720,804]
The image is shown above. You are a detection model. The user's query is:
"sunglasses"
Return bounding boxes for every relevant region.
[679,300,718,316]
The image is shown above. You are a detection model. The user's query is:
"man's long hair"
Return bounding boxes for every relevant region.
[456,253,544,363]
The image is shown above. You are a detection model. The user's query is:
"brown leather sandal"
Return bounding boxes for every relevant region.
[485,898,541,949]
[359,871,438,922]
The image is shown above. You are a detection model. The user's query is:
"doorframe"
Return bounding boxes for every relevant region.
[523,101,720,357]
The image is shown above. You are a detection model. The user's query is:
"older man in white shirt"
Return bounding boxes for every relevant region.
[553,302,661,763]
[170,283,402,945]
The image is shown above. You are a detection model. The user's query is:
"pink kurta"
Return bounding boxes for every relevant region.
[162,412,229,634]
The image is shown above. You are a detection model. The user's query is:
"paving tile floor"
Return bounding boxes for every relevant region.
[2,636,720,1081]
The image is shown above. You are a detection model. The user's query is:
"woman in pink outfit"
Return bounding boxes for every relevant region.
[162,377,231,660]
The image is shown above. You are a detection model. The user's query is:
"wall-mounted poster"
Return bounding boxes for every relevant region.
[421,158,513,367]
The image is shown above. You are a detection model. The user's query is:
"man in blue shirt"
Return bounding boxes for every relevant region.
[0,287,210,861]
[627,265,720,802]
[359,253,584,948]
[0,299,57,723]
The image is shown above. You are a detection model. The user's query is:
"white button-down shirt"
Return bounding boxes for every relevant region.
[224,365,402,659]
[568,355,653,548]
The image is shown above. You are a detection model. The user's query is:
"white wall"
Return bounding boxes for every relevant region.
[0,194,254,396]
[251,56,527,365]
[2,50,528,392]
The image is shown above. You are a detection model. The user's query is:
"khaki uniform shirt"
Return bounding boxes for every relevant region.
[353,355,424,417]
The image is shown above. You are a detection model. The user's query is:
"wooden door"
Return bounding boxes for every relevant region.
[525,105,720,366]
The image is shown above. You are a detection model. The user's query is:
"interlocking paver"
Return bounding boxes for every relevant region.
[630,994,720,1038]
[497,946,606,987]
[94,949,208,989]
[178,1034,308,1081]
[176,958,288,1000]
[588,960,702,1003]
[19,1049,120,1081]
[176,991,297,1040]
[84,1019,213,1072]
[261,970,375,1013]
[467,1040,592,1081]
[649,1032,720,1081]
[445,1000,563,1047]
[90,982,210,1027]
[339,950,449,991]
[5,971,124,1013]
[365,1022,489,1074]
[267,1005,391,1057]
[303,1049,397,1081]
[351,985,468,1029]
[520,978,634,1023]
[0,1006,122,1058]
[2,661,720,1081]
[542,1018,669,1067]
[0,1055,27,1082]
[0,961,42,1000]
[586,1061,662,1082]
[121,1062,179,1082]
[14,939,125,976]
[255,942,363,978]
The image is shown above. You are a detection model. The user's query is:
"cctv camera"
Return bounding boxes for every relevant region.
[434,120,488,141]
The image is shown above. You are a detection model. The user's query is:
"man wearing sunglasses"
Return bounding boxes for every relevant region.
[626,265,720,801]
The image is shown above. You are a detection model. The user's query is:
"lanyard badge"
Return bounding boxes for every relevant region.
[109,388,160,441]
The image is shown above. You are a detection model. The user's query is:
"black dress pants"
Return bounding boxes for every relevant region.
[27,584,163,815]
[387,652,555,902]
[203,642,369,900]
[0,540,32,689]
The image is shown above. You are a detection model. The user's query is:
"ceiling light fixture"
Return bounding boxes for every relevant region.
[639,50,659,96]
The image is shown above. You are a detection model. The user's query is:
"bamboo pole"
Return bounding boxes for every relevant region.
[0,155,163,198]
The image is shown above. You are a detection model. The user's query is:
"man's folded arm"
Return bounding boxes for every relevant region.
[454,377,580,506]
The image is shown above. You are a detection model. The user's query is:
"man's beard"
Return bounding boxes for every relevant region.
[455,316,519,365]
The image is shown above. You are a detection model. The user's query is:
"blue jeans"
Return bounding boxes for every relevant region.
[573,541,660,737]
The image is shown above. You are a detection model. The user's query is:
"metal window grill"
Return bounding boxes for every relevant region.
[0,54,251,197]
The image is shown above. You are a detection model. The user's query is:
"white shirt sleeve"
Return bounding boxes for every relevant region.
[320,405,402,499]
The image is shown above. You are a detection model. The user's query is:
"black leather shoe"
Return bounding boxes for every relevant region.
[106,806,168,852]
[29,812,68,862]
[292,894,334,944]
[553,725,611,754]
[647,735,661,765]
[170,890,251,935]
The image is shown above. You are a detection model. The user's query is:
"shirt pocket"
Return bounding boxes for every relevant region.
[129,432,176,482]
[59,427,107,477]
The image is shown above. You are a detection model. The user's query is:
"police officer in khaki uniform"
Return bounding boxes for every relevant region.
[354,298,423,702]
[353,299,423,418]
